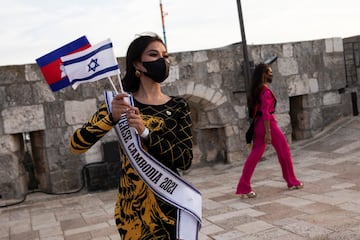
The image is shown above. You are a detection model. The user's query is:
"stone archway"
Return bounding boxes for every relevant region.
[167,82,245,166]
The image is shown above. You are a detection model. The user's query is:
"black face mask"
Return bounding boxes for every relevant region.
[142,58,169,83]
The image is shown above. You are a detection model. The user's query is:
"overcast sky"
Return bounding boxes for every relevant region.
[1,0,359,66]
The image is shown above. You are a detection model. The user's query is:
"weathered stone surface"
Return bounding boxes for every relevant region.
[0,65,25,84]
[64,99,97,125]
[0,86,5,109]
[5,84,33,107]
[2,105,45,134]
[282,44,293,58]
[278,58,299,76]
[207,59,220,73]
[25,64,42,82]
[325,37,344,53]
[1,36,360,199]
[43,102,67,129]
[193,51,208,63]
[0,135,26,198]
[32,81,56,103]
[323,91,341,105]
[287,75,319,97]
[167,65,179,83]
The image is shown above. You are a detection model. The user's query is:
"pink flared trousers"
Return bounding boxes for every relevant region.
[236,115,301,194]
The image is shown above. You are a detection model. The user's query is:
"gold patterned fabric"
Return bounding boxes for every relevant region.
[70,96,193,239]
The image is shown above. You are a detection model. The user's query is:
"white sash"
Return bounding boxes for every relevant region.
[105,91,202,240]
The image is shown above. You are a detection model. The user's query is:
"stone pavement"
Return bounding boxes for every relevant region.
[1,115,360,240]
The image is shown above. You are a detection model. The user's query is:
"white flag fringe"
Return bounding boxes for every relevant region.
[61,38,120,89]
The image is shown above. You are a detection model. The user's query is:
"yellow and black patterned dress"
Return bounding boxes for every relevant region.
[70,96,193,240]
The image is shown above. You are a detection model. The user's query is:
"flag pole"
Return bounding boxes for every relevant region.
[107,77,118,94]
[117,74,124,93]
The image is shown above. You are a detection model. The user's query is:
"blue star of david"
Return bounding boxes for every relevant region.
[88,58,100,72]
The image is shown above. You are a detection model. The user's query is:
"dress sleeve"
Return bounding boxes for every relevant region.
[69,103,114,154]
[147,100,193,171]
[260,89,274,121]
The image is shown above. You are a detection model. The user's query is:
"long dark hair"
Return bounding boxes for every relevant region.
[122,34,165,92]
[247,63,270,111]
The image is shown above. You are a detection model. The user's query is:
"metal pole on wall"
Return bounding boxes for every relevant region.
[236,0,251,93]
[159,0,167,48]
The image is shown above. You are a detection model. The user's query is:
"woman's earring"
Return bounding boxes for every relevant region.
[135,70,141,78]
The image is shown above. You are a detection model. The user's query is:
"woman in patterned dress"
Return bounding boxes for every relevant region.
[70,33,193,239]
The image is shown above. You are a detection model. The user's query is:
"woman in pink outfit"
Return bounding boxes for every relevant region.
[236,63,303,198]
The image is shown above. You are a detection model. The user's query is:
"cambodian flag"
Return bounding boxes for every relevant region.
[35,36,91,92]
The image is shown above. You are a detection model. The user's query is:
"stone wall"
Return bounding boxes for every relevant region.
[0,36,358,199]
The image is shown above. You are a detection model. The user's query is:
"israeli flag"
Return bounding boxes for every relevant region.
[61,38,120,89]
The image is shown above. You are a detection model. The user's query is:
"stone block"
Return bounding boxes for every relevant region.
[169,80,187,96]
[323,92,341,105]
[0,65,25,84]
[309,78,319,93]
[317,71,332,91]
[276,100,290,114]
[278,58,299,76]
[193,83,208,99]
[193,63,208,83]
[217,103,237,124]
[211,91,223,106]
[219,56,235,72]
[2,105,45,134]
[0,134,21,153]
[44,102,67,128]
[193,51,208,63]
[83,141,103,164]
[32,82,56,103]
[0,87,4,108]
[47,148,67,172]
[25,64,42,82]
[207,60,220,73]
[179,64,193,80]
[325,38,343,53]
[287,75,319,97]
[333,38,344,52]
[167,65,179,83]
[186,81,195,95]
[302,94,321,108]
[282,44,293,57]
[44,128,67,148]
[6,84,33,107]
[276,113,291,134]
[64,99,97,125]
[203,87,216,102]
[163,85,179,97]
[181,52,193,64]
[0,153,26,198]
[234,105,247,120]
[208,73,222,89]
[207,110,221,126]
[309,108,323,130]
[215,95,227,107]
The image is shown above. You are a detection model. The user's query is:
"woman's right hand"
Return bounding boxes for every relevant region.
[265,131,271,144]
[111,93,131,122]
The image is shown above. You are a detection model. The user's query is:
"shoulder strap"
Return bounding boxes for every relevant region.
[104,91,202,240]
